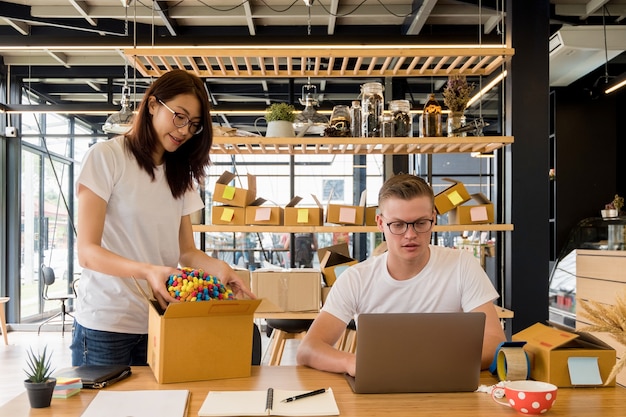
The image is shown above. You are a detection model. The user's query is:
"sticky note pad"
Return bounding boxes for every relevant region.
[297,208,309,223]
[447,190,464,206]
[220,208,234,222]
[254,207,271,221]
[222,185,236,200]
[339,207,357,223]
[567,357,603,385]
[470,206,489,222]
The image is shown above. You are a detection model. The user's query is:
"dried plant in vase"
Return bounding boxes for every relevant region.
[577,294,626,385]
[442,75,475,113]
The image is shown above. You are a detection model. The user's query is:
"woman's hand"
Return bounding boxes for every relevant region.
[220,267,256,300]
[143,265,180,310]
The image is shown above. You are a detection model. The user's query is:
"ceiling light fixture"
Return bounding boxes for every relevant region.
[604,74,626,94]
[103,6,135,134]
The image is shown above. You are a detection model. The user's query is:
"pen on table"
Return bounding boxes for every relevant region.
[281,388,327,403]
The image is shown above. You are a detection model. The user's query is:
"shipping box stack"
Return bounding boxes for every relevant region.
[212,171,256,225]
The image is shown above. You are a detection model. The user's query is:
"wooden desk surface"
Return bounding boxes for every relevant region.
[2,366,624,417]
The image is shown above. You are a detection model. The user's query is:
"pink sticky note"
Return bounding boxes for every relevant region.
[470,206,488,222]
[339,207,356,223]
[254,207,272,221]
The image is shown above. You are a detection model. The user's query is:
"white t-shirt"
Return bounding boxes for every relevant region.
[75,137,204,334]
[322,245,499,325]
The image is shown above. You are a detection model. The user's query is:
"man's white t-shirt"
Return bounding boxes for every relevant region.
[322,245,499,325]
[75,137,204,334]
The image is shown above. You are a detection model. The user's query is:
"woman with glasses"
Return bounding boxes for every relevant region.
[297,173,505,376]
[72,69,255,366]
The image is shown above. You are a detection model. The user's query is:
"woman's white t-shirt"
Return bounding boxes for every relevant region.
[75,137,204,334]
[322,245,499,326]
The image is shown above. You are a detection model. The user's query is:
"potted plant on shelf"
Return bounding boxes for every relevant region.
[601,194,624,219]
[442,75,474,137]
[23,346,56,408]
[264,102,296,138]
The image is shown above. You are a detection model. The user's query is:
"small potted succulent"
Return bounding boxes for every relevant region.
[264,102,296,137]
[23,346,56,408]
[602,194,624,219]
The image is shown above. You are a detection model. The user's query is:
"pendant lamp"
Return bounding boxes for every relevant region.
[294,83,328,135]
[103,82,134,134]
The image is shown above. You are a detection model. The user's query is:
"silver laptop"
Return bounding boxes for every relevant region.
[345,312,485,393]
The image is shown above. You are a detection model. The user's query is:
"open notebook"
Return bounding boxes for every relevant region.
[198,388,339,416]
[345,312,486,393]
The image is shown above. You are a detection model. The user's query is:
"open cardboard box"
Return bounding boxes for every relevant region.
[326,190,366,225]
[284,195,324,226]
[211,205,246,225]
[251,269,322,312]
[147,298,261,383]
[448,193,494,224]
[213,171,257,208]
[245,198,284,225]
[317,243,358,286]
[512,322,616,387]
[434,178,471,215]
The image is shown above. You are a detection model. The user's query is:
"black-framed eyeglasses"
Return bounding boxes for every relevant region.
[157,98,203,135]
[381,216,434,235]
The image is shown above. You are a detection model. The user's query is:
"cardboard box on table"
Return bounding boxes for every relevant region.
[213,171,257,208]
[284,195,324,226]
[251,269,322,312]
[326,190,366,225]
[211,205,246,225]
[434,178,471,214]
[448,193,494,225]
[147,298,261,383]
[512,322,616,387]
[317,243,358,287]
[245,198,284,226]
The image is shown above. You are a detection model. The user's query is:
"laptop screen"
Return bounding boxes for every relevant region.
[345,312,486,393]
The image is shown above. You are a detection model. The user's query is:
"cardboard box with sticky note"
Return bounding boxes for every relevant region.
[326,190,366,225]
[245,198,284,225]
[213,171,257,208]
[211,205,246,225]
[434,178,471,215]
[317,243,358,286]
[284,195,324,226]
[512,322,616,387]
[448,193,494,225]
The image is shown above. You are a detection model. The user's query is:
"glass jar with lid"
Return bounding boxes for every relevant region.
[389,99,412,137]
[349,100,362,137]
[328,105,351,137]
[361,82,384,137]
[422,93,442,137]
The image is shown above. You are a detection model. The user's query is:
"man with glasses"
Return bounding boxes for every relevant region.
[297,173,505,376]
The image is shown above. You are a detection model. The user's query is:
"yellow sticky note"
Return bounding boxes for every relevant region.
[220,207,234,222]
[222,185,236,200]
[447,190,464,206]
[297,208,309,223]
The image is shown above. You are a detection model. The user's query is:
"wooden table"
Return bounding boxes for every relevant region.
[2,366,625,416]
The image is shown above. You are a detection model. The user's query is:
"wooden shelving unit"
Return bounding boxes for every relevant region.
[191,136,515,234]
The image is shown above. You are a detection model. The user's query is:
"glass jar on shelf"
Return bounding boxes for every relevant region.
[389,99,412,137]
[422,93,442,137]
[349,100,362,137]
[328,105,351,137]
[361,82,384,137]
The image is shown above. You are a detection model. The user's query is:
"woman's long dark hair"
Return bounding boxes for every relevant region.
[125,69,212,199]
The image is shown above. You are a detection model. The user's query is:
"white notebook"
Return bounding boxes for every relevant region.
[198,388,339,416]
[79,390,189,417]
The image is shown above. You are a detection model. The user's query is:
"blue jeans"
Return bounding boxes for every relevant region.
[70,321,148,366]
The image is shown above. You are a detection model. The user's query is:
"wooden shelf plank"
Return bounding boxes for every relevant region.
[192,224,514,234]
[209,136,513,156]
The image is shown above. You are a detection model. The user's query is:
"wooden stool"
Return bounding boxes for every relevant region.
[0,297,9,345]
[268,329,307,366]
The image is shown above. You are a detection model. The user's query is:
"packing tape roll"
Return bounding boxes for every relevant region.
[496,346,529,381]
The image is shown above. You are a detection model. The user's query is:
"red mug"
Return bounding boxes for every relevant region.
[492,380,558,415]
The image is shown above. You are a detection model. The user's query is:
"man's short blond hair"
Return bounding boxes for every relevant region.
[378,173,435,209]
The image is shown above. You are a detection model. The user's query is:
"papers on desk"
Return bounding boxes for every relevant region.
[79,390,190,417]
[198,388,339,416]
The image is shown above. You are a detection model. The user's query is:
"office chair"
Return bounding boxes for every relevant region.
[38,264,77,337]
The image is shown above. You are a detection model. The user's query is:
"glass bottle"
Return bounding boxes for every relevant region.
[361,82,384,137]
[422,93,442,137]
[349,100,362,137]
[381,113,394,138]
[389,99,412,137]
[328,105,351,137]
